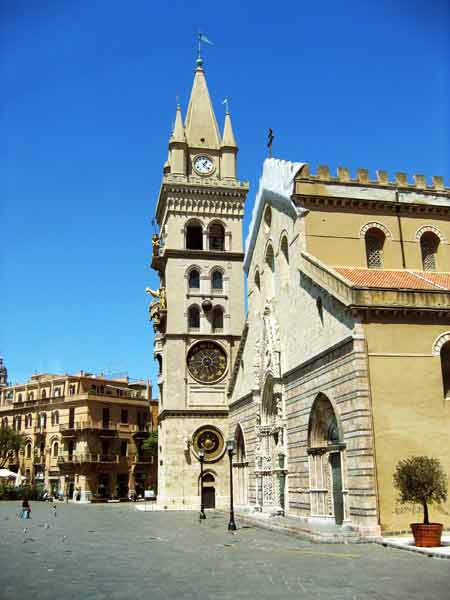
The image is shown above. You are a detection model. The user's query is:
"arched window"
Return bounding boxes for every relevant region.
[212,307,224,332]
[264,205,272,231]
[2,417,8,429]
[254,270,261,291]
[279,235,289,286]
[280,236,289,263]
[420,232,440,271]
[188,306,200,329]
[265,244,275,296]
[53,411,59,426]
[28,392,34,401]
[41,389,46,399]
[26,443,32,459]
[40,413,47,429]
[54,388,60,397]
[211,270,223,290]
[53,442,59,457]
[188,269,200,289]
[265,244,275,272]
[209,223,225,251]
[203,473,215,483]
[17,393,22,402]
[365,228,385,269]
[186,221,203,250]
[441,341,450,399]
[26,414,33,428]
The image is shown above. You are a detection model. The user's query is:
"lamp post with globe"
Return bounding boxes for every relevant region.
[198,448,206,520]
[226,439,237,531]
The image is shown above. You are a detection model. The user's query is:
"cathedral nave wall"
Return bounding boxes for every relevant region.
[284,337,379,535]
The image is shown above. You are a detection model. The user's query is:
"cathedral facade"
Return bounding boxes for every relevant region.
[150,60,450,534]
[228,160,450,535]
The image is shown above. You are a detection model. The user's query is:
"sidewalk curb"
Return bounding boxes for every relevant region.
[227,512,367,544]
[375,539,450,560]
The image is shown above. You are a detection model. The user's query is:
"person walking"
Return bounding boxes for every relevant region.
[21,499,31,519]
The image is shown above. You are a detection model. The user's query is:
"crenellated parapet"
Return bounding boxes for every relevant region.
[294,163,450,215]
[297,164,449,193]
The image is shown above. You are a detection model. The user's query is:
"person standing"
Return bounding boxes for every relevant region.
[21,499,31,519]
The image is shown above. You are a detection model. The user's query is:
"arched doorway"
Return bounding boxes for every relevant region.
[234,424,248,506]
[307,394,346,525]
[202,472,216,509]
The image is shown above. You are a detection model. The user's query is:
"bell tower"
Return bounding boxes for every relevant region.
[149,56,248,510]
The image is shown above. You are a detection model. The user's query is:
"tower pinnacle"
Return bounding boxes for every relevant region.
[222,111,237,149]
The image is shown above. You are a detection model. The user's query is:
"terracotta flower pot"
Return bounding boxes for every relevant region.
[411,523,443,547]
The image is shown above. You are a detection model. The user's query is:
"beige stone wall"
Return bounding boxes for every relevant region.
[304,208,450,271]
[157,415,230,510]
[233,198,355,402]
[365,321,450,532]
[163,210,244,255]
[228,395,257,505]
[284,337,379,534]
[164,256,244,337]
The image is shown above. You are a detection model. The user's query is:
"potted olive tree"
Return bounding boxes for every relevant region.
[393,456,448,547]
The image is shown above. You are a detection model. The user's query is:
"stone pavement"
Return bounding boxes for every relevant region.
[1,502,449,600]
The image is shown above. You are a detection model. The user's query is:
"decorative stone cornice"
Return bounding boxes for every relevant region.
[156,249,244,263]
[158,408,229,423]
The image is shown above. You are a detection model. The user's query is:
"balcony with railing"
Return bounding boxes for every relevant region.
[55,452,154,466]
[59,421,149,437]
[59,420,117,436]
[57,452,129,465]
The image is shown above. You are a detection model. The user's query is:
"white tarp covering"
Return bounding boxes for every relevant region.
[243,158,305,272]
[0,468,18,479]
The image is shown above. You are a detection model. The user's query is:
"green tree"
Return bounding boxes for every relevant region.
[142,429,158,454]
[393,456,448,524]
[0,427,26,468]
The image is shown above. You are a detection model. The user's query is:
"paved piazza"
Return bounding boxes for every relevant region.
[0,502,449,600]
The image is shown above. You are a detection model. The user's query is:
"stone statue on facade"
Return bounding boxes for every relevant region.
[145,286,166,309]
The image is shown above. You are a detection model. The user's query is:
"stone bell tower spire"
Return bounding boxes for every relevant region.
[185,62,221,149]
[149,56,249,511]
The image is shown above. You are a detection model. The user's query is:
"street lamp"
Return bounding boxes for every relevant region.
[198,448,206,521]
[226,439,237,531]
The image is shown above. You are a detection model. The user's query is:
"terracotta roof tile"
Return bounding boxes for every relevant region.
[335,268,450,291]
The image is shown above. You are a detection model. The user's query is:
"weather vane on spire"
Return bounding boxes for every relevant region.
[197,31,214,66]
[222,97,230,114]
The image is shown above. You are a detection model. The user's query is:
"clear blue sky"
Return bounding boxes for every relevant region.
[1,0,449,388]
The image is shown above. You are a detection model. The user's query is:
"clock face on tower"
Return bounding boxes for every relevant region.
[187,341,227,383]
[193,155,214,175]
